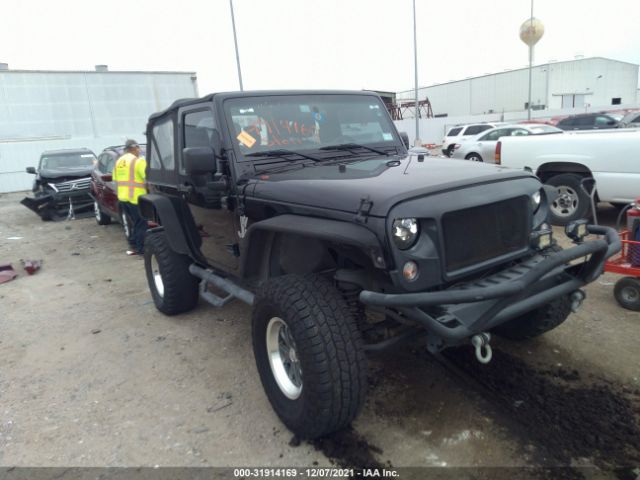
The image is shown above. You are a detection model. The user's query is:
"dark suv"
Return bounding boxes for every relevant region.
[91,144,147,239]
[139,90,619,440]
[556,113,620,130]
[21,148,97,220]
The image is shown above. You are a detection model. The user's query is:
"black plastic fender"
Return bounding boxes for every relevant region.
[240,214,385,279]
[138,193,205,262]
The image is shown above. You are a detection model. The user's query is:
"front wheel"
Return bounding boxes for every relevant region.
[252,274,367,439]
[613,277,640,311]
[144,231,199,315]
[545,174,591,226]
[492,295,572,340]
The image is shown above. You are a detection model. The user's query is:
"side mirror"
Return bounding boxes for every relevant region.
[184,147,216,175]
[399,132,410,149]
[101,173,112,182]
[26,167,36,174]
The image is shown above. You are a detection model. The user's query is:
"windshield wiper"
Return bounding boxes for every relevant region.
[245,148,320,162]
[319,143,389,156]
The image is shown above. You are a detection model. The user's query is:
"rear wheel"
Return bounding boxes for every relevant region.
[545,173,591,226]
[144,231,199,315]
[613,277,640,311]
[252,274,367,439]
[465,153,483,162]
[121,211,132,241]
[94,201,111,225]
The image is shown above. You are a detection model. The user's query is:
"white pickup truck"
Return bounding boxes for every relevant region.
[497,129,640,225]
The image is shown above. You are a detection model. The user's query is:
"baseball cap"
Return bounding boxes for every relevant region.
[125,139,140,150]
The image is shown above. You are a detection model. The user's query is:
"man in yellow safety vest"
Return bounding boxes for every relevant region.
[113,139,147,255]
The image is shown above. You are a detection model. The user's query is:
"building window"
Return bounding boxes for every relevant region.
[612,97,621,105]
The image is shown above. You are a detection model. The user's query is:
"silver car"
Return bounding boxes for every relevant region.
[451,124,563,163]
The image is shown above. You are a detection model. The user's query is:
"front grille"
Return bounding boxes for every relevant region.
[442,196,530,272]
[53,177,91,193]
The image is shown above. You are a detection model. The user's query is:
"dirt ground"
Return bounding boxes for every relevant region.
[1,191,639,476]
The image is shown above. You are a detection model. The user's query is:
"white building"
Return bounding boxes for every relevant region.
[396,57,639,117]
[0,65,198,192]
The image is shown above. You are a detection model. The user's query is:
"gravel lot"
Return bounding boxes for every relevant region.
[1,191,638,475]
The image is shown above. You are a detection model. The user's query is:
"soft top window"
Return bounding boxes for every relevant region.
[150,118,175,171]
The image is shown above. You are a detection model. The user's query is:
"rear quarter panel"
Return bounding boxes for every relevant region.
[500,131,640,203]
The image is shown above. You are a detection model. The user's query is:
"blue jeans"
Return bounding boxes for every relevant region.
[120,202,146,253]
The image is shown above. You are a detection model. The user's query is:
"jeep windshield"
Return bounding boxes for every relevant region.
[224,94,403,162]
[40,152,96,170]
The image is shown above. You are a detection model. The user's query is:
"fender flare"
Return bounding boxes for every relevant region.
[138,193,204,261]
[240,214,385,279]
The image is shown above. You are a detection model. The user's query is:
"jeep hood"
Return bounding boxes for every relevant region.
[39,166,93,180]
[250,155,536,217]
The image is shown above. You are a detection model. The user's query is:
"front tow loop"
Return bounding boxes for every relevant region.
[570,290,586,313]
[471,333,492,364]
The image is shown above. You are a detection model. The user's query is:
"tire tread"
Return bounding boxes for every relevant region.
[252,274,367,439]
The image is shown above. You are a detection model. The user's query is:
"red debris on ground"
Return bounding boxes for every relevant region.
[20,259,42,275]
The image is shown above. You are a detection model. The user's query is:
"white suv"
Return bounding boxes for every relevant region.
[441,123,499,157]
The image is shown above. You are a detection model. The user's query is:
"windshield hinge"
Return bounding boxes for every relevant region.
[355,196,373,223]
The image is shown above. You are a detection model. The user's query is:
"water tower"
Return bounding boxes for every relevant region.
[520,13,544,119]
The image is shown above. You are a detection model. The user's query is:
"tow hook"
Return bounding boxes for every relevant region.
[471,333,492,364]
[570,290,586,312]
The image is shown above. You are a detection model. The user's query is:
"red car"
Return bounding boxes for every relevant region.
[90,144,147,240]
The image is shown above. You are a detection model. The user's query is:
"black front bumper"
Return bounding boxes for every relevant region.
[21,190,94,219]
[359,225,620,344]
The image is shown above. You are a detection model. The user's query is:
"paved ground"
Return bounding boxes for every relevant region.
[0,191,638,475]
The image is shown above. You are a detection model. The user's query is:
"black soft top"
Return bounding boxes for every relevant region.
[148,90,381,123]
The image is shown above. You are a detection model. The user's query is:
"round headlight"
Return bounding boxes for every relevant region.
[392,218,419,249]
[531,190,542,212]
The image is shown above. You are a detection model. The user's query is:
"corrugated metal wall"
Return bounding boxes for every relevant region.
[0,71,197,192]
[397,57,639,117]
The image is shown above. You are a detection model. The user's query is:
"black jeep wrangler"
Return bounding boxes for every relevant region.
[139,90,619,439]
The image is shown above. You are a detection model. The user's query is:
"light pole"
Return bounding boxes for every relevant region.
[412,0,420,146]
[229,0,244,91]
[519,1,544,120]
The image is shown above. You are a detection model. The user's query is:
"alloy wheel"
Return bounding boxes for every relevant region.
[265,317,303,400]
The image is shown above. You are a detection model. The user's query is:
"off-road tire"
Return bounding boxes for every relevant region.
[94,201,111,225]
[493,295,572,340]
[613,276,640,311]
[493,244,572,340]
[545,173,591,226]
[252,274,367,439]
[144,231,199,315]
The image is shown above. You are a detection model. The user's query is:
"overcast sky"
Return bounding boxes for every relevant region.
[1,0,638,95]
